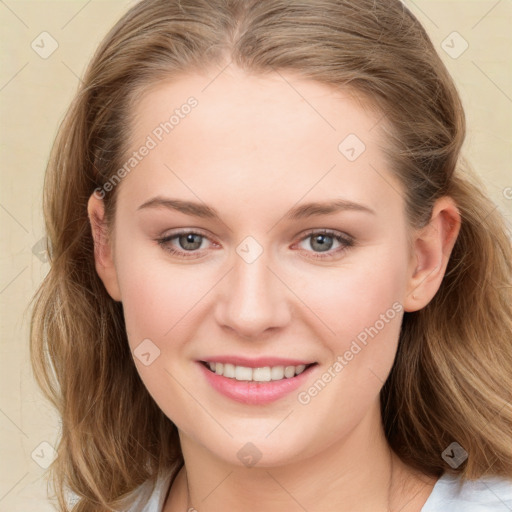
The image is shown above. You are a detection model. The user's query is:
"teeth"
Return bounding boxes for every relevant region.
[270,366,284,380]
[284,366,296,378]
[253,367,271,382]
[223,363,235,378]
[235,365,252,381]
[204,362,309,381]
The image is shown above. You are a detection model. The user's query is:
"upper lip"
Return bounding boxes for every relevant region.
[199,356,316,368]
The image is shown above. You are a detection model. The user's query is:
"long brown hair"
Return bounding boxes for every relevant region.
[29,0,512,510]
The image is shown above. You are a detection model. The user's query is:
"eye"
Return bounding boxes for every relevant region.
[294,229,354,260]
[156,228,355,261]
[156,229,214,259]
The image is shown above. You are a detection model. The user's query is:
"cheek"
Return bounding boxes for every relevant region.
[113,232,185,346]
[289,244,409,415]
[118,268,175,346]
[112,239,213,419]
[113,234,224,370]
[118,261,207,349]
[291,253,406,433]
[290,244,408,349]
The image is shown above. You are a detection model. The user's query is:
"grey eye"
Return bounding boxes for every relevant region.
[177,233,204,251]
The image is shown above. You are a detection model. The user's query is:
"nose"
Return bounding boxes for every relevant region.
[214,248,292,340]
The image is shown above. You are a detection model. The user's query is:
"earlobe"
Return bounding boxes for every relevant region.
[403,196,461,312]
[87,193,122,302]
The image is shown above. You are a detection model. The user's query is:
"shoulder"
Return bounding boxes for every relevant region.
[421,472,512,512]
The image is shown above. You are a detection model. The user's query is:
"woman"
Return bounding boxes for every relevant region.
[30,0,512,511]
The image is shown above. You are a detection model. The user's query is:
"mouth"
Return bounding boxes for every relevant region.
[199,360,318,382]
[197,360,319,405]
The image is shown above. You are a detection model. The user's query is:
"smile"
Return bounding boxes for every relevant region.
[197,360,318,405]
[201,361,315,382]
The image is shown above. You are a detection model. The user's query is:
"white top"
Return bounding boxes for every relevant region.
[122,470,512,511]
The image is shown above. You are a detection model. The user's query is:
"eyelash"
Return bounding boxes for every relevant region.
[156,228,355,261]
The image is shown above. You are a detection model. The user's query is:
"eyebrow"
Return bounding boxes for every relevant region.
[137,196,376,219]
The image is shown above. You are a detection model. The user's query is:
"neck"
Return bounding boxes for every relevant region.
[164,403,437,512]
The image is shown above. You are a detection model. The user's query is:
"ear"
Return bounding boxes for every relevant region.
[87,192,122,302]
[403,196,461,312]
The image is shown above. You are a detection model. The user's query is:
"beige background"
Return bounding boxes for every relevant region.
[1,0,511,509]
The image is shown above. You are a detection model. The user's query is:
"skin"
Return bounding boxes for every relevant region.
[88,65,461,511]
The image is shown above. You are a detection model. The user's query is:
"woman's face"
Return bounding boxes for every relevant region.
[91,67,422,467]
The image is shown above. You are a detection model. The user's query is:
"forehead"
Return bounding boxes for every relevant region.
[129,67,383,153]
[118,67,401,219]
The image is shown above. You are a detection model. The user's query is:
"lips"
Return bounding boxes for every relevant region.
[196,358,318,405]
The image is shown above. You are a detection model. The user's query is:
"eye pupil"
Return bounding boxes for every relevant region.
[311,234,333,252]
[179,233,202,250]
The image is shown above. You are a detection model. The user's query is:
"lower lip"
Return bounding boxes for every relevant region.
[197,362,317,405]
